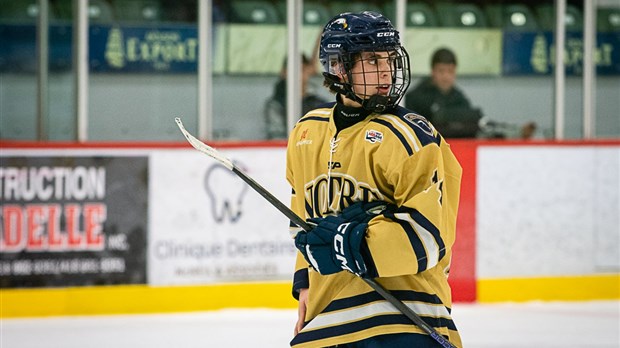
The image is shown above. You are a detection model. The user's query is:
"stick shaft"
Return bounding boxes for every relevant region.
[232,167,311,231]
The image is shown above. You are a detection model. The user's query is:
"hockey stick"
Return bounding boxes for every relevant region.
[175,117,456,348]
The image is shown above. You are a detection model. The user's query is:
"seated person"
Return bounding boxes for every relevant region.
[264,54,328,140]
[406,47,535,139]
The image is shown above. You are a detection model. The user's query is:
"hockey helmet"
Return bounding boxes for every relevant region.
[320,11,411,112]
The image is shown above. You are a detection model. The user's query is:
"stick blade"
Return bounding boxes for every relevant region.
[174,117,234,170]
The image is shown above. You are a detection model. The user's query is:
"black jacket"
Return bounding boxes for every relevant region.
[405,77,482,138]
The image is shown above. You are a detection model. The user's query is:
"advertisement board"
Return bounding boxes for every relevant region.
[149,148,296,285]
[89,25,199,73]
[502,31,620,75]
[3,22,619,76]
[0,155,148,288]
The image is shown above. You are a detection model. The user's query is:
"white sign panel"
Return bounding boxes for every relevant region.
[149,148,296,285]
[477,146,620,278]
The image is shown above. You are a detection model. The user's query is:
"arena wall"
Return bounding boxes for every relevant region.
[1,140,618,318]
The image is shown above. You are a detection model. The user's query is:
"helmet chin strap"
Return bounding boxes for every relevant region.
[323,73,393,113]
[363,95,393,113]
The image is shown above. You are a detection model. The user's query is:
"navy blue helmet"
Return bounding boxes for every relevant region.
[320,11,411,112]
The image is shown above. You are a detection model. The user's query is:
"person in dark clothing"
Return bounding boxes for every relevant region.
[406,47,536,139]
[264,54,328,139]
[405,48,483,138]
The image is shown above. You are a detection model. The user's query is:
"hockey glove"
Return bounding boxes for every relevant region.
[340,201,390,223]
[295,215,369,276]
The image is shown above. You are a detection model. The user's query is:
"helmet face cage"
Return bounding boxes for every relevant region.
[345,47,410,112]
[320,12,411,112]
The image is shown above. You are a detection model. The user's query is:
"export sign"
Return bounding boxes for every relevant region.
[0,156,148,288]
[89,25,198,73]
[502,31,620,75]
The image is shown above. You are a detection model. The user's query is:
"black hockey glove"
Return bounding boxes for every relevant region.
[295,215,368,276]
[340,201,390,223]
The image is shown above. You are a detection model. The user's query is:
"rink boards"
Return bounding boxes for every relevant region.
[1,140,618,317]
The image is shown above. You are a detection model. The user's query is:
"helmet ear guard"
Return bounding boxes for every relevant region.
[326,55,346,75]
[322,53,365,104]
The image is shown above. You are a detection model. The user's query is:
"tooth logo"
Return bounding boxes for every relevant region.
[204,162,248,223]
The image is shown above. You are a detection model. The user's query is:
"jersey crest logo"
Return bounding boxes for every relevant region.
[404,113,434,137]
[365,129,383,143]
[304,173,384,217]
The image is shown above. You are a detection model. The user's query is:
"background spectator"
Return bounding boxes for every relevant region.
[406,47,536,139]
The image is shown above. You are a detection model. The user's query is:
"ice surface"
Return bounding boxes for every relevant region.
[2,301,619,348]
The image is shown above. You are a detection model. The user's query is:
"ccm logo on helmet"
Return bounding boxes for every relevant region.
[377,32,395,37]
[327,43,342,48]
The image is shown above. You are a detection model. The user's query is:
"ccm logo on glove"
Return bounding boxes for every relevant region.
[334,222,353,272]
[295,216,368,276]
[295,201,389,276]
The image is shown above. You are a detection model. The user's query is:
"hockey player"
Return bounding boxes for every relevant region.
[287,11,463,347]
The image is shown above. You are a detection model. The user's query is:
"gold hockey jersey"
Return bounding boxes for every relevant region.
[286,102,463,348]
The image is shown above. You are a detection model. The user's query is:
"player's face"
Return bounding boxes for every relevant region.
[342,51,397,107]
[431,63,456,94]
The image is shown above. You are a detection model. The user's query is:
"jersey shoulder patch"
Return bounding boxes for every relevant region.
[392,106,439,147]
[402,113,438,144]
[370,107,440,155]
